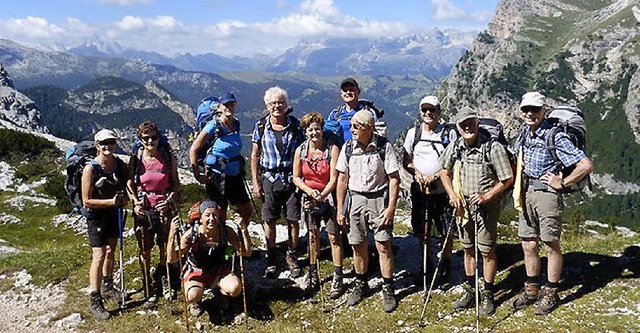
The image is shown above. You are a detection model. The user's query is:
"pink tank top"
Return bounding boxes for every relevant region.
[139,155,171,207]
[301,148,330,192]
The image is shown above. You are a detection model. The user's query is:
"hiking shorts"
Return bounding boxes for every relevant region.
[262,177,301,222]
[457,199,499,254]
[183,266,232,288]
[134,210,171,251]
[205,173,250,211]
[410,182,454,238]
[86,208,122,247]
[346,192,393,244]
[518,188,563,242]
[304,200,340,235]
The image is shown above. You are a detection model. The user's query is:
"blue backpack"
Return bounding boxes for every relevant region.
[192,96,241,166]
[64,141,98,214]
[195,97,220,131]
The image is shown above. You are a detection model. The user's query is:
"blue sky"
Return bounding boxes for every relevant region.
[0,0,499,57]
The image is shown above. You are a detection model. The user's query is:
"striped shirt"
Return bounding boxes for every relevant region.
[513,120,585,179]
[251,115,304,183]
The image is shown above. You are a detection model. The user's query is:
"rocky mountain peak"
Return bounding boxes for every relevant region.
[0,63,14,88]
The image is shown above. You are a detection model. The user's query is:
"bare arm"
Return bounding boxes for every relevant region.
[438,168,463,210]
[321,144,340,199]
[189,131,210,184]
[250,142,262,198]
[81,164,117,209]
[469,176,514,206]
[380,171,400,225]
[336,171,348,226]
[542,157,593,191]
[226,226,249,256]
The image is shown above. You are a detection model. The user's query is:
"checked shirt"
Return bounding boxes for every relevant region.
[251,115,304,183]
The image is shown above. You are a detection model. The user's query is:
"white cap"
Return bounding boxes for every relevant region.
[94,129,118,142]
[520,92,545,109]
[419,95,440,108]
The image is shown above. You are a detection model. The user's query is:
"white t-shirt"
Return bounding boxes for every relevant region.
[403,123,454,176]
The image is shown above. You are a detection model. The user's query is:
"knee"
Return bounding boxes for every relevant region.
[328,234,342,247]
[186,286,203,303]
[92,249,106,262]
[375,241,392,256]
[219,275,242,298]
[543,241,561,254]
[521,239,538,254]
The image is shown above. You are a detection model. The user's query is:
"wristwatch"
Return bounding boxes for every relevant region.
[560,178,566,189]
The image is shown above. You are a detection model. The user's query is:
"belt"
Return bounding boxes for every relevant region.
[348,188,387,199]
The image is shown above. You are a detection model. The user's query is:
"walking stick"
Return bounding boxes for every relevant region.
[238,234,250,329]
[418,213,455,327]
[305,198,328,312]
[175,214,189,332]
[242,177,260,217]
[474,204,480,333]
[117,206,126,309]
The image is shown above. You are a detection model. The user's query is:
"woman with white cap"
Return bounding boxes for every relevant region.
[81,129,128,320]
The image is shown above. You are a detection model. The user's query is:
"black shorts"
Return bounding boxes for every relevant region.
[262,177,300,222]
[303,200,340,235]
[205,172,251,210]
[410,182,454,238]
[86,208,124,247]
[134,210,170,251]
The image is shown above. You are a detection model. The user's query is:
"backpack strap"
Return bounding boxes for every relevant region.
[410,123,422,153]
[544,126,563,170]
[345,135,387,165]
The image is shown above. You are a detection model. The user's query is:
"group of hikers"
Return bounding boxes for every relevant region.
[76,77,593,324]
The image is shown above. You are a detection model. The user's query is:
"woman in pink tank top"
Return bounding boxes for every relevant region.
[126,121,180,308]
[292,112,343,299]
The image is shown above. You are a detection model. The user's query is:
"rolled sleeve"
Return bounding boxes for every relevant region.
[251,121,260,143]
[554,133,585,168]
[383,142,401,175]
[489,142,513,182]
[438,142,457,170]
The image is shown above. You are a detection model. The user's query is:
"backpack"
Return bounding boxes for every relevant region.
[129,134,173,185]
[344,135,389,164]
[410,122,457,157]
[255,111,303,144]
[299,138,333,164]
[192,96,241,166]
[64,141,98,213]
[326,99,386,145]
[545,106,589,192]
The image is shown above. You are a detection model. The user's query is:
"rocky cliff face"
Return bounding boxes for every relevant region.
[0,64,48,133]
[144,80,195,128]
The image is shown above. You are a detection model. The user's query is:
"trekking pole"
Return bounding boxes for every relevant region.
[418,213,455,327]
[238,232,250,330]
[474,204,480,333]
[305,198,328,312]
[242,177,260,217]
[175,214,189,332]
[117,206,126,310]
[422,183,429,299]
[163,214,172,300]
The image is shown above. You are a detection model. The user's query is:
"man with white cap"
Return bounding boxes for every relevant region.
[402,95,456,290]
[511,92,592,315]
[336,109,401,313]
[438,110,513,317]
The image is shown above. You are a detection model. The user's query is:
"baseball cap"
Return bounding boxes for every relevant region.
[456,109,478,125]
[520,92,545,109]
[94,129,118,142]
[419,95,440,108]
[340,77,359,90]
[219,92,237,104]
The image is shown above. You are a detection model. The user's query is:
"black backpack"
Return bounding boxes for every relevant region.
[410,122,457,157]
[454,118,515,178]
[344,135,389,164]
[64,141,97,214]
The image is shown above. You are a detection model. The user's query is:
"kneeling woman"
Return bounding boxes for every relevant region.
[167,200,248,315]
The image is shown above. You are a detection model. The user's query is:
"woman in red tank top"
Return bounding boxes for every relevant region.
[126,121,180,308]
[292,112,343,299]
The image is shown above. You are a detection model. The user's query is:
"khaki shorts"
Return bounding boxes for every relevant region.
[518,188,563,242]
[346,192,393,244]
[457,199,500,254]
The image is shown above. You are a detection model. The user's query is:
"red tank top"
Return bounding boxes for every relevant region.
[139,155,171,207]
[301,147,330,192]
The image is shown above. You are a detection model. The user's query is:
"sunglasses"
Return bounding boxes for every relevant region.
[140,135,158,142]
[420,107,438,114]
[350,123,366,130]
[98,140,117,146]
[521,106,542,114]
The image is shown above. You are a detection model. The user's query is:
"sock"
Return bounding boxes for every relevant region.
[309,263,317,273]
[356,273,367,282]
[334,266,343,276]
[526,276,539,284]
[466,275,475,287]
[383,277,393,285]
[546,281,560,289]
[102,275,113,285]
[484,281,494,292]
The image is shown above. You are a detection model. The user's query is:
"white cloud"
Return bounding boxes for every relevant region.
[0,17,64,39]
[148,16,180,29]
[115,16,146,30]
[431,0,491,22]
[98,0,154,6]
[300,0,341,19]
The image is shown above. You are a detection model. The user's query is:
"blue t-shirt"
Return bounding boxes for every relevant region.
[328,103,378,142]
[202,120,243,176]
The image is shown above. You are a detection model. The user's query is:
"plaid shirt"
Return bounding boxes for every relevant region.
[513,120,585,179]
[439,133,513,196]
[251,115,304,183]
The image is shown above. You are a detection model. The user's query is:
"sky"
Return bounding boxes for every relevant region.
[0,0,500,57]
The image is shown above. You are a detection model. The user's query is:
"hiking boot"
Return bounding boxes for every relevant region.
[329,273,344,299]
[143,295,158,309]
[452,282,475,310]
[189,302,203,317]
[101,278,124,302]
[286,250,302,278]
[381,283,397,313]
[511,282,540,310]
[307,269,320,292]
[437,264,452,291]
[347,279,370,306]
[264,250,278,278]
[89,290,111,321]
[479,290,495,317]
[534,286,560,315]
[214,289,230,310]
